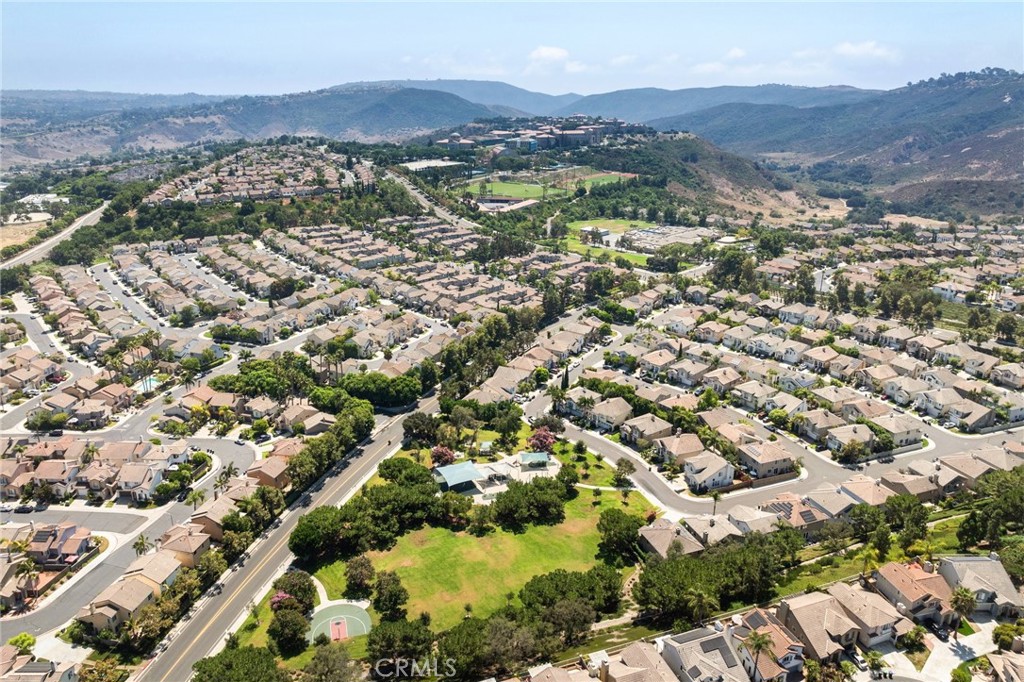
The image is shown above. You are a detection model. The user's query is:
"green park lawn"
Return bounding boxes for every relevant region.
[316,491,654,631]
[553,443,617,487]
[467,181,568,200]
[563,237,650,267]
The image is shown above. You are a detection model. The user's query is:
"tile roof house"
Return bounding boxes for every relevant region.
[122,550,181,597]
[158,523,211,568]
[938,555,1023,618]
[653,433,705,466]
[659,625,748,682]
[827,582,912,648]
[776,591,858,662]
[733,608,805,682]
[637,518,703,559]
[760,492,827,539]
[873,561,955,626]
[77,576,156,634]
[620,413,673,445]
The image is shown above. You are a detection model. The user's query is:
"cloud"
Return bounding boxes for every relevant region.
[691,61,727,74]
[565,60,588,74]
[528,45,570,63]
[724,47,746,61]
[609,54,637,67]
[834,40,898,61]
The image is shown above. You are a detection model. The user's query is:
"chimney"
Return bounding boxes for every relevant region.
[90,602,95,616]
[702,531,709,544]
[923,561,934,573]
[710,518,716,527]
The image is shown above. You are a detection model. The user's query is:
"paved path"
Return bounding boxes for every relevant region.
[0,202,108,269]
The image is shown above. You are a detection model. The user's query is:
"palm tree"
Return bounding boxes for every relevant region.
[3,539,29,564]
[742,630,775,678]
[684,588,719,625]
[133,534,153,556]
[710,490,722,516]
[577,396,596,423]
[860,545,880,578]
[185,488,206,510]
[950,586,977,640]
[15,558,39,595]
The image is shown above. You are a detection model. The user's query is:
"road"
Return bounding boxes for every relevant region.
[1,203,108,269]
[135,403,425,682]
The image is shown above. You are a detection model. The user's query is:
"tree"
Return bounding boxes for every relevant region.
[886,494,928,547]
[853,282,867,307]
[838,439,868,463]
[545,598,596,645]
[289,506,345,560]
[951,668,972,682]
[185,488,206,510]
[192,646,289,682]
[273,570,316,614]
[80,659,125,682]
[303,641,357,682]
[684,588,719,625]
[849,504,886,542]
[345,555,375,598]
[1000,543,1024,582]
[859,545,880,578]
[949,586,977,640]
[6,632,34,655]
[995,313,1019,341]
[870,522,892,560]
[597,508,644,566]
[526,426,556,453]
[899,625,927,650]
[198,549,228,586]
[15,558,39,592]
[613,459,636,488]
[133,534,153,556]
[267,607,309,656]
[366,619,433,676]
[430,445,456,467]
[372,571,409,621]
[741,631,774,678]
[993,622,1024,650]
[402,411,437,444]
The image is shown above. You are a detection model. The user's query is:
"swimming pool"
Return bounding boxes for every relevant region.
[133,376,160,393]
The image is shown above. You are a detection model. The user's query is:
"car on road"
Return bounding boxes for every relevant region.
[0,503,13,512]
[234,439,246,446]
[14,505,33,513]
[48,429,63,437]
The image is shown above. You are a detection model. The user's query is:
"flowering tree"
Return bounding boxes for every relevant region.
[269,590,297,611]
[527,426,557,453]
[430,445,456,467]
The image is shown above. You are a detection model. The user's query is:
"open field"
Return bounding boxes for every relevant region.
[316,491,654,631]
[0,221,48,249]
[465,180,568,200]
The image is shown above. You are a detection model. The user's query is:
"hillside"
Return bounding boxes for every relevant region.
[0,87,498,169]
[330,79,581,115]
[0,89,232,127]
[556,83,881,121]
[650,70,1024,183]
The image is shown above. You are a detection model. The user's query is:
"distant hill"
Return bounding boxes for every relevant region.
[330,79,581,115]
[1,90,232,126]
[0,87,498,168]
[555,84,881,121]
[650,70,1024,182]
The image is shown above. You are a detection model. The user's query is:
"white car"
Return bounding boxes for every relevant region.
[0,503,13,513]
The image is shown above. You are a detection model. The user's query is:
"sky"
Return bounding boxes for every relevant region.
[2,2,1021,96]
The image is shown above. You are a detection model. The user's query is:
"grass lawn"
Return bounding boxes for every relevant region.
[466,181,568,200]
[905,645,931,671]
[563,237,650,267]
[581,173,635,189]
[236,586,366,668]
[317,491,653,631]
[553,443,617,487]
[956,618,976,637]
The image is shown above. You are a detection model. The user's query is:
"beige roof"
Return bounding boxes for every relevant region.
[124,550,181,586]
[875,561,952,606]
[828,582,905,629]
[638,518,703,558]
[778,592,857,661]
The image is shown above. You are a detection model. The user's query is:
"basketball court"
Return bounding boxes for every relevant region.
[309,603,372,643]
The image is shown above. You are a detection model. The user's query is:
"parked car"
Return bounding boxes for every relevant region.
[849,651,868,671]
[254,433,271,444]
[234,438,246,446]
[48,429,63,437]
[928,621,950,642]
[13,505,33,514]
[0,503,13,513]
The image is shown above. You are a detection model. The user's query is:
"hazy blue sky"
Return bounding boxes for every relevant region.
[3,2,1021,95]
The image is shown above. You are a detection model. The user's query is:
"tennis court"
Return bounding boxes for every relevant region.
[309,603,372,643]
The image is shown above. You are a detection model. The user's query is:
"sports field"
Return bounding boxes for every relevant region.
[466,181,568,199]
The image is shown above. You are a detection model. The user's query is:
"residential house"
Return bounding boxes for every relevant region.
[760,492,827,539]
[684,514,744,546]
[803,485,858,520]
[122,551,181,597]
[659,625,748,682]
[738,441,794,479]
[637,518,703,559]
[879,472,941,503]
[734,609,805,682]
[620,413,673,445]
[938,555,1023,619]
[873,561,954,626]
[683,452,735,492]
[591,397,633,432]
[653,433,704,466]
[776,592,858,662]
[77,577,156,634]
[702,366,742,395]
[246,456,291,490]
[827,582,911,648]
[158,524,211,568]
[732,380,777,411]
[826,424,875,453]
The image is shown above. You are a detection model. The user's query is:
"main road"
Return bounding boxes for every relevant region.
[134,400,429,682]
[1,203,108,269]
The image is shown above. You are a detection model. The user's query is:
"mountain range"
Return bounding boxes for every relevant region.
[2,70,1020,191]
